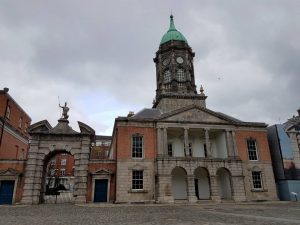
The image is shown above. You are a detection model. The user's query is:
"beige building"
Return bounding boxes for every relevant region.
[111,15,278,203]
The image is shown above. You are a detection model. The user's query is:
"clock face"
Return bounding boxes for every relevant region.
[176,57,184,64]
[162,58,170,66]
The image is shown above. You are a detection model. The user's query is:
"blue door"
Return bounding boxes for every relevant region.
[94,179,108,202]
[0,180,15,205]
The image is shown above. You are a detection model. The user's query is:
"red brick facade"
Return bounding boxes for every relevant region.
[0,88,31,203]
[116,126,157,160]
[235,130,272,162]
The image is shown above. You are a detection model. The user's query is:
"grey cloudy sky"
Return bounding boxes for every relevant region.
[1,0,299,135]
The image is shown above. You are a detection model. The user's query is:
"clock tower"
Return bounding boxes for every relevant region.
[153,15,207,113]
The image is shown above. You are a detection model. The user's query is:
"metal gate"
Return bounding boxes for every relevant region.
[94,179,108,202]
[0,180,14,205]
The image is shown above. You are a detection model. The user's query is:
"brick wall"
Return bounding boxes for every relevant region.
[115,123,156,202]
[235,129,277,200]
[87,162,116,202]
[235,130,272,162]
[116,126,157,160]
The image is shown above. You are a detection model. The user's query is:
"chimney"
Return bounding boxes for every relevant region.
[3,87,9,93]
[127,111,134,117]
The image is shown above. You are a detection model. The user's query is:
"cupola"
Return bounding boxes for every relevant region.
[160,14,188,45]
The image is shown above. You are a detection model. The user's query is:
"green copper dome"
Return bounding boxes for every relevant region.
[160,15,188,45]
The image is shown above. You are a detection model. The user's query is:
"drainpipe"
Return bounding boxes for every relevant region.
[0,88,10,147]
[115,127,118,203]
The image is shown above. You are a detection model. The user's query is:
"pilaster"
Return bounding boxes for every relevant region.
[205,129,212,157]
[210,175,220,202]
[187,175,197,202]
[184,128,189,156]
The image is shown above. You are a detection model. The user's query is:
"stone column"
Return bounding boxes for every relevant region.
[225,130,234,157]
[157,174,174,203]
[231,176,246,202]
[74,138,90,204]
[187,175,197,202]
[210,175,220,202]
[184,128,189,156]
[205,129,212,157]
[163,127,168,155]
[21,141,40,204]
[231,131,238,157]
[157,127,164,155]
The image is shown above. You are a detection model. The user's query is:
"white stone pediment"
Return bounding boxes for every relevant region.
[92,169,113,175]
[28,120,52,133]
[159,107,231,124]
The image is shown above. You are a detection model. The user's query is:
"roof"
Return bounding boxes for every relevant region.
[160,15,188,45]
[96,135,112,141]
[284,114,300,132]
[116,104,267,128]
[131,108,162,119]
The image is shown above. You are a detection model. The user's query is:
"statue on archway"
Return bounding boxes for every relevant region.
[59,102,69,119]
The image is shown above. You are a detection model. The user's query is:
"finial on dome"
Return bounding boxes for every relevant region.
[200,85,205,96]
[169,13,176,31]
[200,85,204,92]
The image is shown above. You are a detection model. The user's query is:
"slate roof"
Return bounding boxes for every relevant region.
[131,108,162,119]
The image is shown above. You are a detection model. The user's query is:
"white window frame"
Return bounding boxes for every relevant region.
[60,168,66,177]
[6,106,11,119]
[132,135,143,158]
[252,171,263,190]
[247,138,258,161]
[132,170,143,190]
[61,159,67,166]
[176,69,185,82]
[163,70,171,84]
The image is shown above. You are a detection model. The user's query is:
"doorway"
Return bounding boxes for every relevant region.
[0,180,15,204]
[94,179,108,202]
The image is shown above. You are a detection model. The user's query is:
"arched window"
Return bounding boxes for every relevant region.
[163,70,171,83]
[176,69,185,82]
[6,106,11,119]
[186,71,191,81]
[19,117,23,128]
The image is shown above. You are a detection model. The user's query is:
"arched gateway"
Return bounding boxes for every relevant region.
[21,109,94,204]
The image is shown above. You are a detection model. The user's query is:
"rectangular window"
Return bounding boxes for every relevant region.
[132,135,143,158]
[132,170,143,190]
[188,143,192,156]
[5,106,11,119]
[61,159,67,166]
[18,117,23,129]
[168,143,173,156]
[252,171,262,189]
[49,169,55,176]
[204,144,207,158]
[247,139,258,160]
[60,169,66,177]
[24,122,28,133]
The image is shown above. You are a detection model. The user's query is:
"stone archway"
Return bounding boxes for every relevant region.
[171,167,187,200]
[41,150,75,204]
[216,167,232,200]
[21,119,94,204]
[194,167,210,200]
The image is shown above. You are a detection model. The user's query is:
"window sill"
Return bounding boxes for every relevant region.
[128,189,148,193]
[251,189,268,192]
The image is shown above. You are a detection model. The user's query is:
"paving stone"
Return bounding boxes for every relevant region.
[0,202,299,225]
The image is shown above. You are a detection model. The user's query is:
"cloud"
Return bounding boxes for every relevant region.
[0,0,299,135]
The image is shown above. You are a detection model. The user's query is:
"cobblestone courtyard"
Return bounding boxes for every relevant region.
[0,202,299,225]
